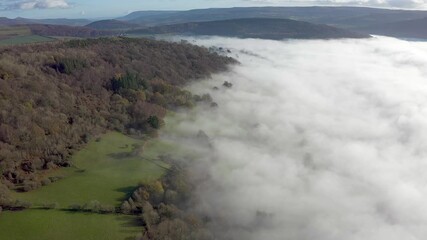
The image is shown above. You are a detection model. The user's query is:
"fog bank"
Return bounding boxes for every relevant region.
[165,36,427,240]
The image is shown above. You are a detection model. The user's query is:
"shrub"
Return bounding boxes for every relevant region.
[147,116,161,129]
[41,202,59,209]
[83,200,101,213]
[121,201,132,214]
[41,178,52,186]
[99,205,116,214]
[69,204,82,211]
[22,180,41,192]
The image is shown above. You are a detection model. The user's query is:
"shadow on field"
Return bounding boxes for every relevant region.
[115,186,138,202]
[116,215,143,228]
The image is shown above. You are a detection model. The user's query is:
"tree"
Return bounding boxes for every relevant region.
[142,202,160,227]
[121,201,132,214]
[147,116,161,129]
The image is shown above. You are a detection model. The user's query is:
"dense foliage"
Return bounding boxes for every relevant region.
[121,160,212,240]
[27,24,109,38]
[0,37,235,205]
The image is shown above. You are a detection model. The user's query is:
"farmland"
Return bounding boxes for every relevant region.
[1,132,177,240]
[0,26,54,46]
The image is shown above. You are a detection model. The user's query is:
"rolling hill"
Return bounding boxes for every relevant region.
[118,7,427,39]
[0,17,28,26]
[128,18,370,40]
[117,10,179,22]
[119,7,427,29]
[0,17,91,26]
[26,24,109,38]
[86,19,139,30]
[357,17,427,39]
[0,24,110,46]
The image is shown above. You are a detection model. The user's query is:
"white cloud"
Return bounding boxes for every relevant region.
[5,0,70,10]
[164,36,427,240]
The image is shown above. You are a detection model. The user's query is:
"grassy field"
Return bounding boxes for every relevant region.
[12,132,171,206]
[0,35,54,46]
[0,26,55,46]
[2,132,180,240]
[0,26,31,38]
[0,210,141,240]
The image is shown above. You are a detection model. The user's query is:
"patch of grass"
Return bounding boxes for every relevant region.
[0,35,54,46]
[4,132,180,240]
[12,132,171,206]
[0,210,141,240]
[0,26,52,46]
[0,26,31,38]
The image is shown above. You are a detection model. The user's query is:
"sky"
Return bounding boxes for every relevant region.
[0,0,427,19]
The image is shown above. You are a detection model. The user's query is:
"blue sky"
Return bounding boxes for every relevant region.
[1,0,427,19]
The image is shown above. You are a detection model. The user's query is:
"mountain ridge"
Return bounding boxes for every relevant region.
[129,18,370,40]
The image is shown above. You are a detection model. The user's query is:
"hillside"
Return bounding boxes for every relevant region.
[357,17,427,39]
[117,11,179,22]
[0,37,235,203]
[120,7,427,29]
[86,20,140,30]
[0,17,91,26]
[0,24,111,46]
[26,24,109,37]
[0,17,27,26]
[129,18,369,40]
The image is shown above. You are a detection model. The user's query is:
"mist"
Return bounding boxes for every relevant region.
[163,36,427,240]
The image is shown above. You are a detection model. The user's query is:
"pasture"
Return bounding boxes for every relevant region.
[2,132,179,240]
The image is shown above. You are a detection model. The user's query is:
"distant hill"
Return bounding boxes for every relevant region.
[120,7,427,29]
[357,17,427,39]
[19,18,92,26]
[117,11,179,22]
[86,19,139,30]
[0,17,91,26]
[0,17,28,26]
[26,24,109,37]
[128,18,369,40]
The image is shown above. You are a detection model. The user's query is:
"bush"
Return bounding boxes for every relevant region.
[121,201,132,214]
[13,200,32,209]
[22,180,41,192]
[147,116,161,129]
[69,204,82,211]
[41,202,59,209]
[41,178,52,186]
[99,205,116,214]
[83,200,101,213]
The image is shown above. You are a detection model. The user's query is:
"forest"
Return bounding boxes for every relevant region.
[0,37,235,211]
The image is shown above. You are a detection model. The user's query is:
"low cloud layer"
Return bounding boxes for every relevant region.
[166,36,427,239]
[3,0,70,10]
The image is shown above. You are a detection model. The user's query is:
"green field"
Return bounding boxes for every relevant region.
[0,26,31,37]
[0,26,54,46]
[13,132,171,206]
[0,35,54,46]
[2,132,179,240]
[0,210,141,240]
